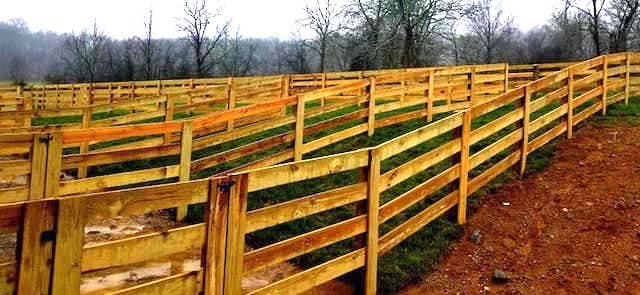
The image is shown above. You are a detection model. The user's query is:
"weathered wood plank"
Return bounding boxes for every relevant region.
[379,191,458,255]
[82,224,206,272]
[51,197,87,295]
[244,215,366,273]
[245,149,369,192]
[379,165,459,223]
[17,200,56,295]
[380,140,460,191]
[108,271,202,295]
[377,113,463,160]
[247,249,365,295]
[78,180,209,223]
[246,183,367,233]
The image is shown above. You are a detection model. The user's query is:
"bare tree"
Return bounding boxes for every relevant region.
[348,0,390,69]
[177,0,230,78]
[607,0,640,52]
[441,21,462,65]
[61,22,107,82]
[137,8,156,80]
[281,32,312,74]
[566,0,607,55]
[301,0,341,72]
[391,0,460,67]
[465,0,516,64]
[220,29,257,77]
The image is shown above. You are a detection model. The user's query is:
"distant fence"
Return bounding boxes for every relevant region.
[0,59,574,113]
[0,63,507,206]
[0,52,637,295]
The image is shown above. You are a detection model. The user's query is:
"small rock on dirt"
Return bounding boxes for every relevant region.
[493,270,509,284]
[469,230,482,244]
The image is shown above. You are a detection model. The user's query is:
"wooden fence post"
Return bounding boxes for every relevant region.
[51,197,86,295]
[77,107,92,179]
[567,68,575,139]
[400,71,406,103]
[29,134,49,200]
[88,83,94,106]
[108,83,113,104]
[203,177,231,295]
[55,84,60,103]
[280,75,290,115]
[130,82,136,99]
[44,133,62,199]
[427,70,435,122]
[227,77,235,131]
[22,97,32,127]
[520,85,531,176]
[294,95,305,161]
[457,111,471,225]
[626,52,631,105]
[176,121,193,221]
[504,63,510,92]
[359,71,365,96]
[17,199,57,295]
[71,84,76,107]
[368,77,377,137]
[16,84,23,97]
[602,55,608,115]
[222,174,249,295]
[365,148,381,295]
[164,95,174,144]
[533,64,541,81]
[321,72,327,111]
[469,67,476,105]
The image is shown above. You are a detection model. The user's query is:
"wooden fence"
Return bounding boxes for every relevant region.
[0,52,637,295]
[0,59,579,132]
[0,63,506,207]
[0,59,568,113]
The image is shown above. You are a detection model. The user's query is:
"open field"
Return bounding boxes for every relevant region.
[400,98,640,294]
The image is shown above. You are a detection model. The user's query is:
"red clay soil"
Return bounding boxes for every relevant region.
[400,122,640,295]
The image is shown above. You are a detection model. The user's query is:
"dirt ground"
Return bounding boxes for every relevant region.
[400,122,640,295]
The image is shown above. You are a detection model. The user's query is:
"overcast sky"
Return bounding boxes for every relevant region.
[1,0,563,39]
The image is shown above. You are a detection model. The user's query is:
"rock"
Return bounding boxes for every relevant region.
[469,230,482,244]
[493,270,509,284]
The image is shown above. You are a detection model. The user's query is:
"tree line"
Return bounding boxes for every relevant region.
[1,0,640,84]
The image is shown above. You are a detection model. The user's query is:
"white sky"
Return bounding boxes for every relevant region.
[0,0,563,39]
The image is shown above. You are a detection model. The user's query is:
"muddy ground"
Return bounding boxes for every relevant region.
[400,122,640,294]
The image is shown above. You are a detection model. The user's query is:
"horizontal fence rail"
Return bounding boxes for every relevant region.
[0,52,638,295]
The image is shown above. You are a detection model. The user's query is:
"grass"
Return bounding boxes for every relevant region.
[32,94,640,294]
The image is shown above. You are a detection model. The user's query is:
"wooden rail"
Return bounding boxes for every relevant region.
[0,52,637,294]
